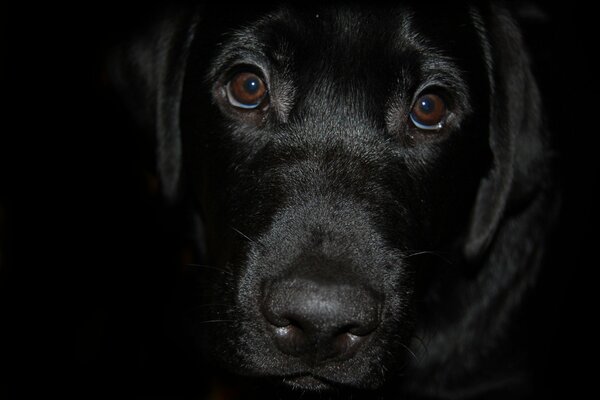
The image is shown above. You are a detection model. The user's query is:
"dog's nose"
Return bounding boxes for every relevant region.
[261,277,381,364]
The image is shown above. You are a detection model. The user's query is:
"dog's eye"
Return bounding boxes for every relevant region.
[226,72,268,109]
[409,94,447,131]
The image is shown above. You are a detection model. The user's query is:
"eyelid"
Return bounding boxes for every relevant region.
[410,84,449,109]
[227,62,269,87]
[410,114,444,130]
[218,61,270,87]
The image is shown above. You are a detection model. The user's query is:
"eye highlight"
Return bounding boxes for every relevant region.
[226,71,268,109]
[409,93,447,131]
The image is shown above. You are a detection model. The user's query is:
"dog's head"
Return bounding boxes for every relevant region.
[113,1,551,393]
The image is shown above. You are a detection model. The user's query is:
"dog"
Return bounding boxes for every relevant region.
[111,1,559,398]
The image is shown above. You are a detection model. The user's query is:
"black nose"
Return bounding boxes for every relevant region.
[261,277,381,364]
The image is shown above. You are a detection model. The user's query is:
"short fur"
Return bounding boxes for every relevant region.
[112,1,559,398]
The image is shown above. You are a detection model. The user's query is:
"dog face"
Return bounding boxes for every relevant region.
[183,3,487,388]
[113,1,554,395]
[183,4,488,390]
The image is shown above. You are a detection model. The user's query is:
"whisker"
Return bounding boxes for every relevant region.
[230,226,257,243]
[184,263,233,275]
[196,319,236,325]
[398,341,419,363]
[411,334,429,356]
[403,250,453,265]
[189,303,232,309]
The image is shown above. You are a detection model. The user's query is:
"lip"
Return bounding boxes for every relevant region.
[281,374,335,392]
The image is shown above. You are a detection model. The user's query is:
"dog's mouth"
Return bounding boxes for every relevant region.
[281,373,338,392]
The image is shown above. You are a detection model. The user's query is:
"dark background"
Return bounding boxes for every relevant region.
[1,1,598,398]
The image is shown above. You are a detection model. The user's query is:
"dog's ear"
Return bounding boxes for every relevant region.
[110,7,200,202]
[464,4,545,261]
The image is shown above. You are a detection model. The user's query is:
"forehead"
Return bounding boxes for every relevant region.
[216,6,416,66]
[209,3,476,81]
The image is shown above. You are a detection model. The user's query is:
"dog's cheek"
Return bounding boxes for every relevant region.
[194,241,280,374]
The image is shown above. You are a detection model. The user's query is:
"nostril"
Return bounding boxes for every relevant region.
[346,320,379,337]
[270,321,372,361]
[332,331,367,360]
[272,323,308,355]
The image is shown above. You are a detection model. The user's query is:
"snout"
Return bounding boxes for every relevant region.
[261,275,382,365]
[228,198,412,389]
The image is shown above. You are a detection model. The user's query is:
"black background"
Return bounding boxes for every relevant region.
[1,1,598,398]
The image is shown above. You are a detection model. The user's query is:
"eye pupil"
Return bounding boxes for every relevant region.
[418,97,435,114]
[410,93,447,131]
[227,71,268,109]
[244,77,260,94]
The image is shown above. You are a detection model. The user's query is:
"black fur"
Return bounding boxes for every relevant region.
[112,1,559,398]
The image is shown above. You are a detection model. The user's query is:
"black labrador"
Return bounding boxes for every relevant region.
[112,1,559,398]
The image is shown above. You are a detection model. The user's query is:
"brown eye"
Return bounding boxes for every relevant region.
[409,93,447,130]
[226,71,268,109]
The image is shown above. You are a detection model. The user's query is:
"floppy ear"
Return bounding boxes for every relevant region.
[464,4,545,261]
[110,8,200,202]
